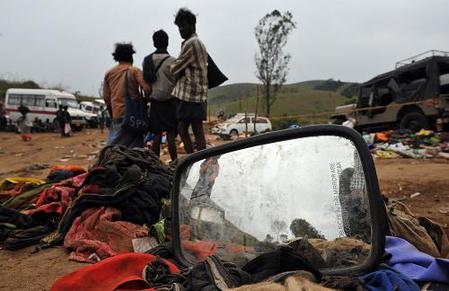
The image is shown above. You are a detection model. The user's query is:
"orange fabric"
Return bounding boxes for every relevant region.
[375,132,389,142]
[50,253,179,291]
[182,240,218,262]
[50,165,86,175]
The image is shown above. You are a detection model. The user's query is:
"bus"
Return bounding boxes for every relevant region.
[4,88,96,131]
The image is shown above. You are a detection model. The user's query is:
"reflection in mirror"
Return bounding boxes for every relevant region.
[178,136,371,270]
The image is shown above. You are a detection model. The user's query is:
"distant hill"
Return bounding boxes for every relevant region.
[208,79,359,119]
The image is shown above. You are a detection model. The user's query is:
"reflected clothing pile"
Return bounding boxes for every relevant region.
[64,207,149,263]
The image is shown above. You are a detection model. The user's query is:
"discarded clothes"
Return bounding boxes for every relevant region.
[58,165,170,238]
[0,205,37,241]
[367,129,449,159]
[50,253,179,291]
[64,207,149,263]
[47,165,86,183]
[231,272,333,291]
[242,245,321,283]
[27,173,87,217]
[1,182,53,210]
[0,177,45,203]
[386,199,449,258]
[361,264,420,291]
[385,236,449,283]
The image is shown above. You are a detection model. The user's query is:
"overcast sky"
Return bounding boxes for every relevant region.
[1,0,449,96]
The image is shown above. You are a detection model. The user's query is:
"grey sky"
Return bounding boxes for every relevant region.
[1,0,449,96]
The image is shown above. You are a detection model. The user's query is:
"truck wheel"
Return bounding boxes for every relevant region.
[399,112,429,132]
[229,129,238,138]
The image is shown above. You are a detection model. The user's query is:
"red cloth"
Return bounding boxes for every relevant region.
[64,207,149,263]
[26,173,87,216]
[50,253,179,291]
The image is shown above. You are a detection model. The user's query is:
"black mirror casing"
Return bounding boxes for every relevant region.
[170,125,387,276]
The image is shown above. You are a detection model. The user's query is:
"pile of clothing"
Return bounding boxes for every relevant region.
[48,193,449,291]
[0,145,173,263]
[362,129,449,159]
[50,234,449,291]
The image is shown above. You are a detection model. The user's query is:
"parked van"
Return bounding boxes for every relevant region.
[4,88,96,131]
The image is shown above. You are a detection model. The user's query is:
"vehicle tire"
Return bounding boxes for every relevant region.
[399,112,429,132]
[229,129,238,138]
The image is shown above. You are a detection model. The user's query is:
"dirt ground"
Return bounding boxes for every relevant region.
[0,129,448,290]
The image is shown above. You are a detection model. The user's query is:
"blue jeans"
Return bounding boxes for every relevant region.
[107,119,144,148]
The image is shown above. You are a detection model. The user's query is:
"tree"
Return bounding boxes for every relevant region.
[271,219,287,242]
[289,218,324,239]
[255,10,296,117]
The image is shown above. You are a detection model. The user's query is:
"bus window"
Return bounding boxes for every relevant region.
[46,99,57,108]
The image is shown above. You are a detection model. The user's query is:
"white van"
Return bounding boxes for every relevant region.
[4,88,96,131]
[212,113,272,137]
[80,101,101,115]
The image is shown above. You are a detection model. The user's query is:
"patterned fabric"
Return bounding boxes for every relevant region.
[170,34,208,103]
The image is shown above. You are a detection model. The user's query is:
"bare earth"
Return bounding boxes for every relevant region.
[0,130,448,290]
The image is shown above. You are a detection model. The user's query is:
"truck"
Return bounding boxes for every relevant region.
[4,88,96,131]
[330,50,449,132]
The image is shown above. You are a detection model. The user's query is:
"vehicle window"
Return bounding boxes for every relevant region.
[58,98,79,109]
[46,99,57,108]
[238,117,251,123]
[34,95,45,107]
[255,117,268,123]
[7,94,21,106]
[439,62,449,94]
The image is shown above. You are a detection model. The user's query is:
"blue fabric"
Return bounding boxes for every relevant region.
[385,236,449,283]
[361,265,420,291]
[107,119,144,148]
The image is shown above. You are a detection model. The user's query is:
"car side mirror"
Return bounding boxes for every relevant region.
[171,125,387,276]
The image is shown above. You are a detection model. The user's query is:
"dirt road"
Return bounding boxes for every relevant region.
[0,130,448,290]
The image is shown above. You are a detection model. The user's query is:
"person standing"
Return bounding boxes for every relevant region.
[63,106,71,137]
[143,30,178,163]
[56,105,66,137]
[103,43,152,147]
[97,106,106,133]
[170,8,208,154]
[17,103,31,141]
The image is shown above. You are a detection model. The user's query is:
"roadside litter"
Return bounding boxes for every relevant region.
[363,129,449,159]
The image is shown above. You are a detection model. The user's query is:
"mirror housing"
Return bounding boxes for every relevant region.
[171,125,387,276]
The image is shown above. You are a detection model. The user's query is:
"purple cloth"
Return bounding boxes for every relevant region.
[385,236,449,283]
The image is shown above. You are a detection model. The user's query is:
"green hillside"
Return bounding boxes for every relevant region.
[208,80,359,121]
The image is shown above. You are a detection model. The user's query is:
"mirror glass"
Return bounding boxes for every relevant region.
[178,135,372,270]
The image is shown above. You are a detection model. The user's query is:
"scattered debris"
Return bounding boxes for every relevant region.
[366,129,449,159]
[27,163,50,171]
[410,192,421,198]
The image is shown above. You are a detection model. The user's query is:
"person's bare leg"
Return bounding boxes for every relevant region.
[167,130,178,161]
[152,134,162,157]
[178,121,194,154]
[191,120,206,151]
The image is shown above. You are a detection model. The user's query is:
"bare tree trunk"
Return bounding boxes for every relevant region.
[265,83,271,117]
